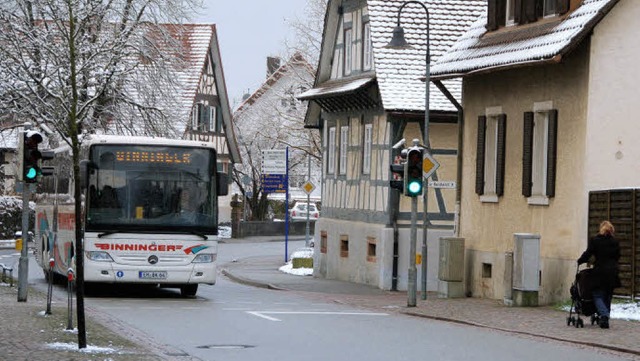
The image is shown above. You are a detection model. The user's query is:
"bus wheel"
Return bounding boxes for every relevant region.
[180,284,198,297]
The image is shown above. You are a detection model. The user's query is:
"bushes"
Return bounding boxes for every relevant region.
[0,196,35,239]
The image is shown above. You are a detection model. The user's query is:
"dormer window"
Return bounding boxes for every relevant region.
[487,0,570,31]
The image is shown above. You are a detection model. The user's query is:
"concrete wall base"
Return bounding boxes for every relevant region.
[438,281,465,298]
[512,289,539,307]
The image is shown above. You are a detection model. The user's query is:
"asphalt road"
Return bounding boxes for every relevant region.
[1,243,636,361]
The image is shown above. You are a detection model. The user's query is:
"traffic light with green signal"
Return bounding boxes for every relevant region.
[18,130,54,183]
[404,147,424,197]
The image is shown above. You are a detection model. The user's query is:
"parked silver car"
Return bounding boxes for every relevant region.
[289,202,320,221]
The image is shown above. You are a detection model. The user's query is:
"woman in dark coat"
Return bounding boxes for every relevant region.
[577,220,621,329]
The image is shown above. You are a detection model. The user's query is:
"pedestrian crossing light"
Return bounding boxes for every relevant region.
[404,147,423,197]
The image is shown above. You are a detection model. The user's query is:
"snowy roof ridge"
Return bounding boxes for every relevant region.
[368,0,486,112]
[431,0,620,78]
[234,53,315,116]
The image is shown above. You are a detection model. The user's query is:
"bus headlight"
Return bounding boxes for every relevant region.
[192,253,216,263]
[86,251,113,262]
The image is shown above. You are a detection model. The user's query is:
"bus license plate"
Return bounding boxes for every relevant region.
[139,271,167,280]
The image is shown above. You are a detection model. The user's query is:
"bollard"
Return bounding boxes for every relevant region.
[1,264,14,287]
[46,258,54,315]
[66,268,74,330]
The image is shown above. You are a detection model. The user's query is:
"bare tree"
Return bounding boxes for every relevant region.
[233,54,318,221]
[0,0,199,348]
[232,0,326,221]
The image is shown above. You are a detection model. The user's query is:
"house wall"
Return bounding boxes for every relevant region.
[316,111,459,291]
[460,42,590,304]
[584,0,640,191]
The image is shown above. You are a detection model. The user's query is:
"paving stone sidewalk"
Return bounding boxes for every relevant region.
[0,282,177,361]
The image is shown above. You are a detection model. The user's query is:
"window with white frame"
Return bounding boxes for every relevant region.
[475,110,506,202]
[363,22,373,71]
[328,127,336,174]
[340,126,348,175]
[506,0,516,25]
[344,28,353,76]
[522,102,558,204]
[543,0,557,17]
[363,123,372,174]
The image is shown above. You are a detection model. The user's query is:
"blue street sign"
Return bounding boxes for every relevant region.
[262,174,288,193]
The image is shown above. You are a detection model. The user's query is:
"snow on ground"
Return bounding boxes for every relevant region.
[218,226,231,239]
[46,342,121,354]
[279,246,314,276]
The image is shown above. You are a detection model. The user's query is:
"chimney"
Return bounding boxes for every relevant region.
[267,56,281,78]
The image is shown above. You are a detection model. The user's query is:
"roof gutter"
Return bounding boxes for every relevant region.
[431,56,562,81]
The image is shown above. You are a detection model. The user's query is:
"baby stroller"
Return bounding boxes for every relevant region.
[566,264,600,328]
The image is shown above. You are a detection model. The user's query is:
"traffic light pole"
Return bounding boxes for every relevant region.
[17,123,32,302]
[408,196,418,307]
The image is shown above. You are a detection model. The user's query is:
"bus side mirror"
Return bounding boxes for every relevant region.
[79,160,96,190]
[217,172,229,196]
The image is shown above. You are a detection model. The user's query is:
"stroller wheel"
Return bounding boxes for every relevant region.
[566,316,572,326]
[590,315,598,325]
[577,318,584,328]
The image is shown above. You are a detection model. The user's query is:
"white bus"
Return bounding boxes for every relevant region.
[35,135,228,297]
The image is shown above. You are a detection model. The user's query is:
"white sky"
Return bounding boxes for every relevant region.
[192,0,309,109]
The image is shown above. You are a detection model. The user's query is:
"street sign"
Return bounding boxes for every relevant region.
[302,181,316,195]
[262,150,287,174]
[428,181,456,189]
[422,151,440,180]
[262,174,287,193]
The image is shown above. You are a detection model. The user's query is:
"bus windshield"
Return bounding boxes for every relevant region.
[86,144,218,234]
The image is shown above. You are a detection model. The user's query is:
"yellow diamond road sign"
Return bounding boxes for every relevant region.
[302,181,316,195]
[422,151,440,180]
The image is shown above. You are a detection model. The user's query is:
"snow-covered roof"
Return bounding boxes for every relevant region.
[0,127,19,149]
[368,0,486,112]
[235,53,315,116]
[298,75,375,100]
[431,0,620,78]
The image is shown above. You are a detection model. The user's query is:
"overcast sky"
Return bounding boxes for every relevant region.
[192,0,309,109]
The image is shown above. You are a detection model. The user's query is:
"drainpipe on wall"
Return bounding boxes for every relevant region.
[433,81,464,237]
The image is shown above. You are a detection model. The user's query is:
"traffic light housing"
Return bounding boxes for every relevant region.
[389,149,407,191]
[404,147,423,197]
[19,130,54,183]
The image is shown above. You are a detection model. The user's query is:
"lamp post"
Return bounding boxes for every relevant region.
[386,1,431,305]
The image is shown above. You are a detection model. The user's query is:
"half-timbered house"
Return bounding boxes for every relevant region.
[299,0,485,291]
[431,0,640,303]
[110,24,241,222]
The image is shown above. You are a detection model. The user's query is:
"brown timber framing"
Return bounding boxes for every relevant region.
[588,189,639,299]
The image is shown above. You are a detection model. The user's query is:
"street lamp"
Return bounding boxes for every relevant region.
[386,1,431,306]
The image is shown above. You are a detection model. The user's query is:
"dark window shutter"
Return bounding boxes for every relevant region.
[497,0,507,27]
[546,109,558,197]
[496,114,507,197]
[535,0,544,18]
[557,0,570,15]
[514,0,524,24]
[523,0,538,23]
[196,103,205,130]
[522,112,534,197]
[476,116,487,195]
[486,0,498,31]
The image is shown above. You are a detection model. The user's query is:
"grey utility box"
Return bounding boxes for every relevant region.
[512,233,540,306]
[438,237,465,298]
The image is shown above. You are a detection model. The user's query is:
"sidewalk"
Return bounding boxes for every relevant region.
[222,254,640,359]
[0,281,179,360]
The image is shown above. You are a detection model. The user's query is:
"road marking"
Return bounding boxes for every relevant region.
[246,311,389,322]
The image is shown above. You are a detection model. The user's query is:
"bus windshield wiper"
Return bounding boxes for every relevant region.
[97,231,120,238]
[188,231,208,241]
